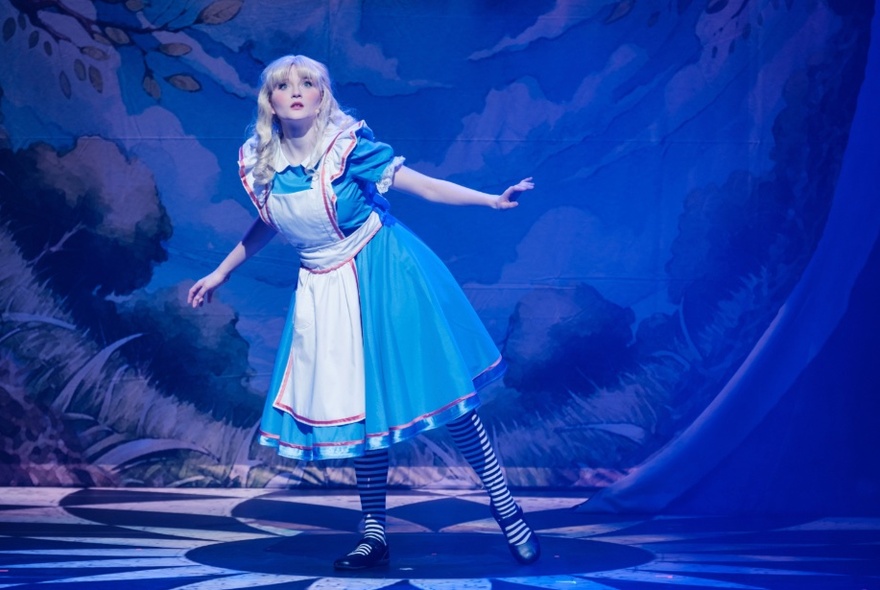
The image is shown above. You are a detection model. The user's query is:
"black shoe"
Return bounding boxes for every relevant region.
[333,537,390,571]
[491,504,541,565]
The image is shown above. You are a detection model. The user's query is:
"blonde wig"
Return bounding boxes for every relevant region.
[250,55,355,185]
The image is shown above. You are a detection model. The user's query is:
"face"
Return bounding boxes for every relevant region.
[269,70,323,126]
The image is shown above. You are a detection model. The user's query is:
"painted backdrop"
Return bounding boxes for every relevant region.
[1,0,876,505]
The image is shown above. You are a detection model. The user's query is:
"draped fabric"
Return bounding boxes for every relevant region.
[581,8,880,512]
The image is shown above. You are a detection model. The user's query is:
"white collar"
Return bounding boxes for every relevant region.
[272,146,319,172]
[272,124,345,173]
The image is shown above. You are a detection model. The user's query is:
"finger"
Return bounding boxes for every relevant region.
[187,284,199,303]
[508,185,531,201]
[190,288,206,308]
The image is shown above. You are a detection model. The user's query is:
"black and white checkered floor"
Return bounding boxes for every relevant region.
[0,487,878,589]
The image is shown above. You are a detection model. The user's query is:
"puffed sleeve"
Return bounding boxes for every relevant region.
[341,123,406,194]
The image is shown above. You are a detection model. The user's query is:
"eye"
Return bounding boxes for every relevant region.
[277,82,288,90]
[302,79,314,88]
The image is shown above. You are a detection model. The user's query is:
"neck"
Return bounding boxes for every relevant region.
[278,120,319,163]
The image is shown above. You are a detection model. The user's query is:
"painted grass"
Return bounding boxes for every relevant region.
[0,227,268,486]
[0,220,792,490]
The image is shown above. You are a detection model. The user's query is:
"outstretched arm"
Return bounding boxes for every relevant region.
[187,218,277,308]
[391,165,534,209]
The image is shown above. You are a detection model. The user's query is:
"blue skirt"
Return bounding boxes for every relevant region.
[258,217,505,461]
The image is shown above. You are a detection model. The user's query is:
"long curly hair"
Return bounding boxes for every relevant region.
[249,55,355,185]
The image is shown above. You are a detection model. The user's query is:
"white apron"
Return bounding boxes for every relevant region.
[239,123,382,426]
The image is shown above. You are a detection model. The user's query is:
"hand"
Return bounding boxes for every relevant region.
[187,270,229,308]
[495,177,535,210]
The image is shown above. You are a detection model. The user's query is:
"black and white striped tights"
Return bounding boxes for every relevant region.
[346,410,531,557]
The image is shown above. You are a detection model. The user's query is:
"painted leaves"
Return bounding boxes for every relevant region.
[4,0,242,101]
[1,17,15,42]
[140,0,242,101]
[196,0,243,25]
[56,59,102,99]
[3,8,105,98]
[165,74,201,92]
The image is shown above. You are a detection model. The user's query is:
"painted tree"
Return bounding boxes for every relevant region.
[3,0,241,100]
[0,138,171,301]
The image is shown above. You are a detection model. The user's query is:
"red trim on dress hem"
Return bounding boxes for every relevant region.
[474,355,503,379]
[265,432,366,449]
[365,391,477,438]
[263,357,500,451]
[272,401,366,426]
[260,392,477,449]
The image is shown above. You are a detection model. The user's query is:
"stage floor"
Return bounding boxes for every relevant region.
[0,487,877,589]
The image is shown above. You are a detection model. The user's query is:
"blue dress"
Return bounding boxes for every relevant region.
[239,121,504,461]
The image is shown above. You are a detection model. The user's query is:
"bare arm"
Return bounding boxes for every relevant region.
[391,165,534,209]
[187,218,277,307]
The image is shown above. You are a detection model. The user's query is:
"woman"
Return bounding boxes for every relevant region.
[188,55,539,570]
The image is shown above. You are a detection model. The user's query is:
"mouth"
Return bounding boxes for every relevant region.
[291,102,304,109]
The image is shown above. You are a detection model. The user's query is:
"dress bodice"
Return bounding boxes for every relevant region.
[238,120,403,252]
